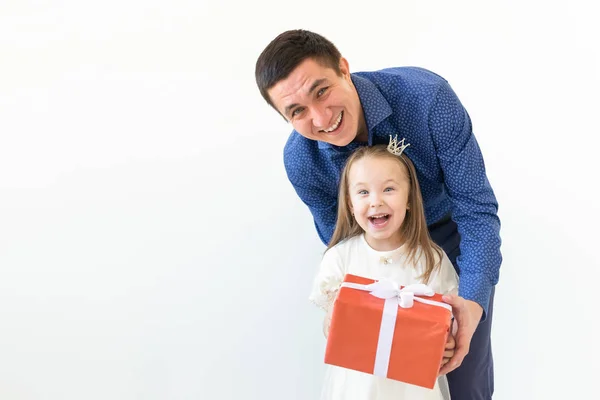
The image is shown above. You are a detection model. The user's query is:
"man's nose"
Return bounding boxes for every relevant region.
[311,105,333,129]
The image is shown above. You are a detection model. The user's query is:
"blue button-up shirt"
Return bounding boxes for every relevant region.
[283,67,501,315]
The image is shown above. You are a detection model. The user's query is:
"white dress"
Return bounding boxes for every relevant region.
[309,234,459,400]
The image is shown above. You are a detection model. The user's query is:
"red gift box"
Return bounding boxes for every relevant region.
[325,274,453,389]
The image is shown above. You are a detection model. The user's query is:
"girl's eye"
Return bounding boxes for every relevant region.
[384,187,394,192]
[358,190,368,195]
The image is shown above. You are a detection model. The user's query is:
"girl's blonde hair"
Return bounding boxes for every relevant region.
[328,145,443,283]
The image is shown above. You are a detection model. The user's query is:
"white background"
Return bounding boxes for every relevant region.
[1,1,598,399]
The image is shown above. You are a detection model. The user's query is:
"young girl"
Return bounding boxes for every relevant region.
[309,139,458,400]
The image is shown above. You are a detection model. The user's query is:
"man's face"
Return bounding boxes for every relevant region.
[267,57,365,147]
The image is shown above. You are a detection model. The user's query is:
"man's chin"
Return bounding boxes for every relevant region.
[303,130,356,147]
[327,133,356,147]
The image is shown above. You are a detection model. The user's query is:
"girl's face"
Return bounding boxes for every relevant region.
[347,156,410,251]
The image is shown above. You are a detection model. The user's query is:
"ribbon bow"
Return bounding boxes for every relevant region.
[365,280,435,308]
[341,279,451,311]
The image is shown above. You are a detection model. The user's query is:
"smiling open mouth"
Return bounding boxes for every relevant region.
[321,111,343,133]
[368,214,389,226]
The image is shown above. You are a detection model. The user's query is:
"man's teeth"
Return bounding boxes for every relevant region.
[323,112,343,132]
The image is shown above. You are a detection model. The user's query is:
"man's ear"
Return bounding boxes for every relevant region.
[339,57,351,79]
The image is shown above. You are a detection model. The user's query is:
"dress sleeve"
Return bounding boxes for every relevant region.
[308,246,346,312]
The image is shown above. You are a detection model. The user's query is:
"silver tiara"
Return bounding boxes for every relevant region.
[387,135,410,156]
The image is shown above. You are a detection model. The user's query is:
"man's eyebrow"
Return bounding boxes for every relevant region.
[284,78,328,116]
[308,78,327,95]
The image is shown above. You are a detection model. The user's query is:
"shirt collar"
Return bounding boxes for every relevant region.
[317,73,392,150]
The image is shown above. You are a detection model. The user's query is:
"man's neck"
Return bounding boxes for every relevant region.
[354,114,369,143]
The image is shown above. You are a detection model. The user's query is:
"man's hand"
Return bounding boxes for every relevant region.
[438,294,483,375]
[439,331,456,372]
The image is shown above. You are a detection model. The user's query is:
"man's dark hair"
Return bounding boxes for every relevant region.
[255,30,342,110]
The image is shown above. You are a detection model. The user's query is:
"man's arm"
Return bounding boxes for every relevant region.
[429,80,502,320]
[283,144,338,246]
[429,79,502,375]
[287,180,337,246]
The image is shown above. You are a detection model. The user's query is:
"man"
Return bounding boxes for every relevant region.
[255,29,501,400]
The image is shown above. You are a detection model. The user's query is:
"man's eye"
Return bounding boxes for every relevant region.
[292,107,304,117]
[317,87,328,97]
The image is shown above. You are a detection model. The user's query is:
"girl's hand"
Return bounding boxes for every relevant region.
[323,308,333,338]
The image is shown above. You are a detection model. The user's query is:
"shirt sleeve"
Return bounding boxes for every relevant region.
[428,81,502,319]
[283,148,338,246]
[294,183,337,245]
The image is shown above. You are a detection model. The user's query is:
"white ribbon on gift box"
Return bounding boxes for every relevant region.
[340,279,452,378]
